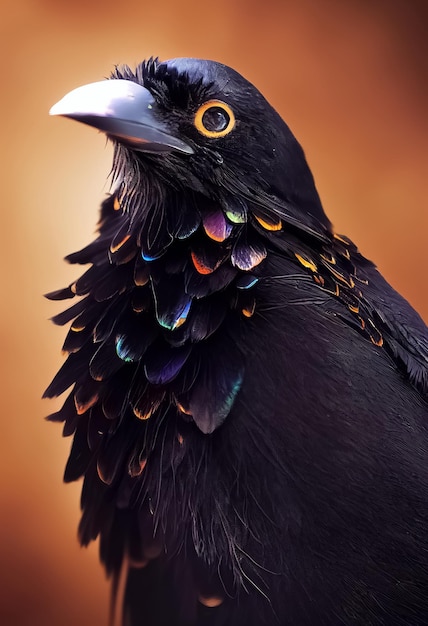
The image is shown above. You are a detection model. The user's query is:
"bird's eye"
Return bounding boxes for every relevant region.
[194,101,235,138]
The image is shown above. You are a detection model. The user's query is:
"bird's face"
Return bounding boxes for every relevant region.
[50,57,329,232]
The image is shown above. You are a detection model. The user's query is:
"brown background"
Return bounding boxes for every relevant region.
[1,1,427,624]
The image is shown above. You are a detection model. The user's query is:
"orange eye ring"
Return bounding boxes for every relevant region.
[194,100,235,138]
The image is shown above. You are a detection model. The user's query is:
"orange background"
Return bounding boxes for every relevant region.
[1,1,427,624]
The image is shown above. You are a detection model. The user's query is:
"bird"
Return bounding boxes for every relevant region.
[45,57,428,626]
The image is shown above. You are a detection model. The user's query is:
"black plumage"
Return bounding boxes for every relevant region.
[46,57,428,625]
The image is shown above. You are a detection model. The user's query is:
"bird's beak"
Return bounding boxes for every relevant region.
[49,79,194,155]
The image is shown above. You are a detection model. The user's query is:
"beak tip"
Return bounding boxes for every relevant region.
[49,102,62,116]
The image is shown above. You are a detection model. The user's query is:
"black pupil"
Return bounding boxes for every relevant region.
[202,107,229,132]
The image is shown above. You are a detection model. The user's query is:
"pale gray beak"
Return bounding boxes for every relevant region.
[50,79,193,154]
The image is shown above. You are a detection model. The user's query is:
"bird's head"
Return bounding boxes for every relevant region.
[50,57,331,237]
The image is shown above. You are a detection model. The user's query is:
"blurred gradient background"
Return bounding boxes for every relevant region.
[1,0,427,624]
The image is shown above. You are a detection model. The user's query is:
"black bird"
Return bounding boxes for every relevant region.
[46,58,428,626]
